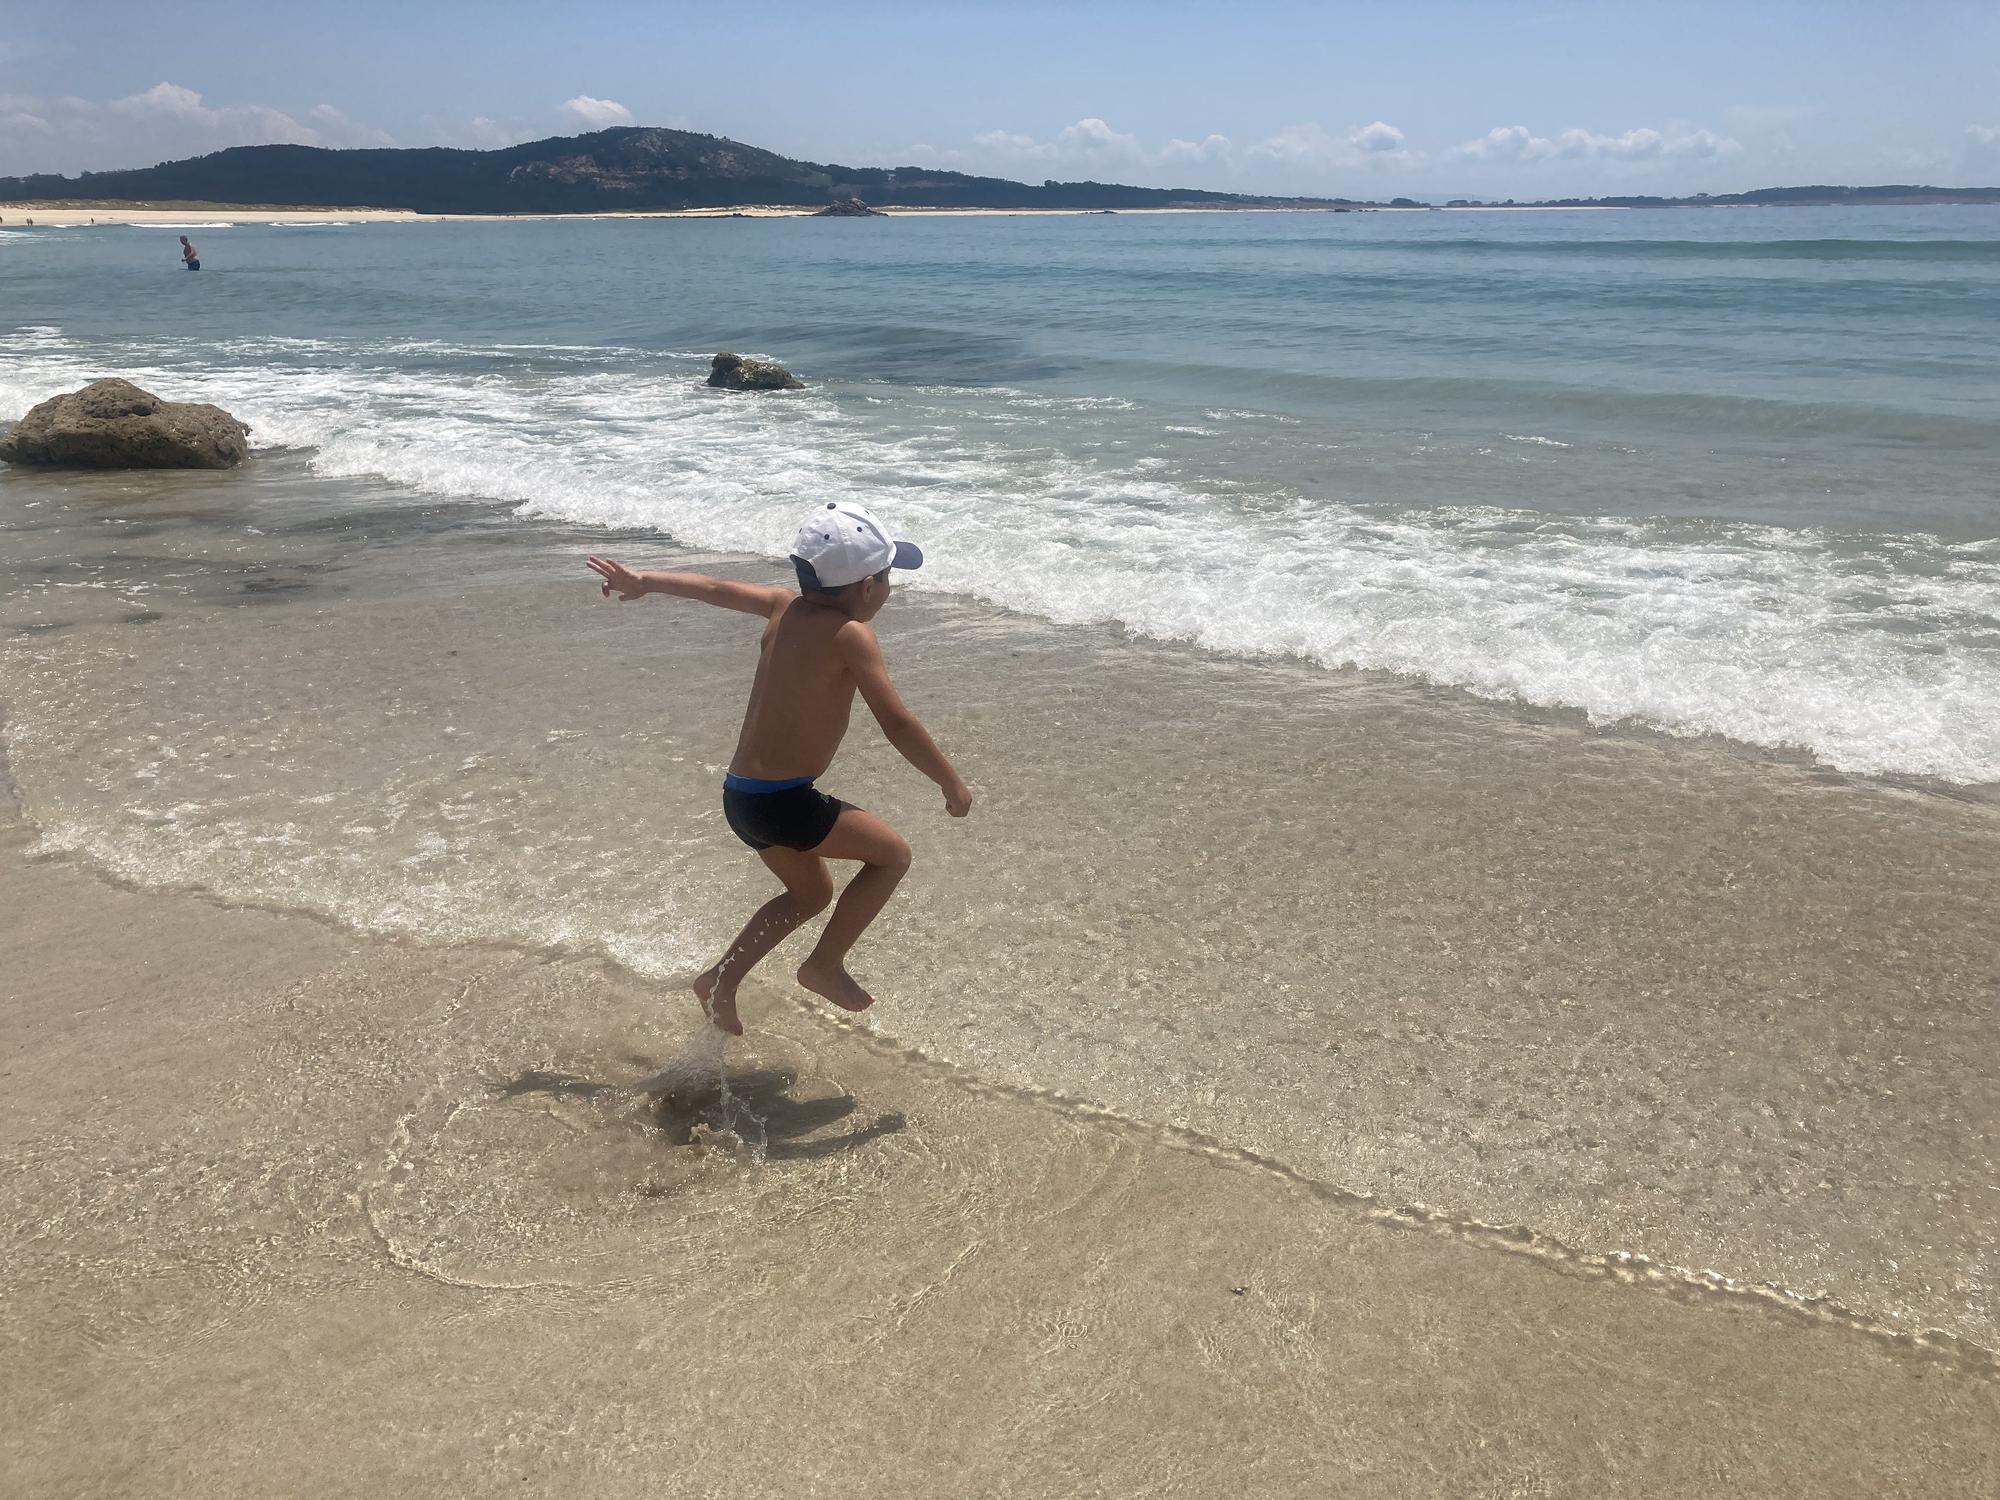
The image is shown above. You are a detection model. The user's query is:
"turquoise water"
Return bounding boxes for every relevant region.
[4,207,1998,780]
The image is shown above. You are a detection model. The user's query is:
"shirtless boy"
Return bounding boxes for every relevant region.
[587,501,972,1036]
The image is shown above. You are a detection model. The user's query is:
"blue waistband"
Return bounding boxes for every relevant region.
[724,772,814,795]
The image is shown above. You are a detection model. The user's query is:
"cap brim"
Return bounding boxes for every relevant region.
[892,540,923,570]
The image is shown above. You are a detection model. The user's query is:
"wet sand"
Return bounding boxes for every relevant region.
[2,460,1997,1493]
[3,763,1997,1496]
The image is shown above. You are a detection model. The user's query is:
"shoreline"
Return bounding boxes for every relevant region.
[4,461,1995,1346]
[0,202,1630,226]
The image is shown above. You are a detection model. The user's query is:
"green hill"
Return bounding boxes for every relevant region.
[0,126,1354,213]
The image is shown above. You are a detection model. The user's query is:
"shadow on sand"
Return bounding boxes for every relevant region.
[495,1065,905,1162]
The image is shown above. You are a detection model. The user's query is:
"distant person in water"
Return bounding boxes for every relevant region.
[587,501,972,1036]
[179,236,200,271]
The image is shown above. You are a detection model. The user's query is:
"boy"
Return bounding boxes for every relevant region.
[586,500,973,1036]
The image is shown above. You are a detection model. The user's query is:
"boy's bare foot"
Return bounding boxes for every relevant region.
[796,958,876,1014]
[692,967,743,1036]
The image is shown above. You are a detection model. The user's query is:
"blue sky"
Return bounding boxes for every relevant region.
[4,1,1998,195]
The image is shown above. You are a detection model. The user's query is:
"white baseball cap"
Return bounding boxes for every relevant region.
[791,500,924,590]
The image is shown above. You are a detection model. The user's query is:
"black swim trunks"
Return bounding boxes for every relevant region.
[721,773,846,852]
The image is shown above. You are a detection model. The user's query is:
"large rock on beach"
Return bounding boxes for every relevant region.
[706,352,805,391]
[813,197,886,217]
[0,378,251,470]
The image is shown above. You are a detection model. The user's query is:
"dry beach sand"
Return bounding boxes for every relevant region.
[0,457,1996,1495]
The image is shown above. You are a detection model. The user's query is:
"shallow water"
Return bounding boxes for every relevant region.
[6,800,1989,1497]
[1,474,1994,1354]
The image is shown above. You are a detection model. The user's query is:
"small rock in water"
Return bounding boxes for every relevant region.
[813,197,886,217]
[0,377,251,470]
[706,352,805,391]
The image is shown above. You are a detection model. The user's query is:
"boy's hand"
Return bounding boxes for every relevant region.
[587,556,647,601]
[944,779,973,818]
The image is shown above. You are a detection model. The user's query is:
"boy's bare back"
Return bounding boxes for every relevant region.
[583,499,969,1037]
[731,597,864,782]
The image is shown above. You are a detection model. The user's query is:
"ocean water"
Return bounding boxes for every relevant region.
[2,207,1998,782]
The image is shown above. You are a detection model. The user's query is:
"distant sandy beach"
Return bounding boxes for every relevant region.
[1,202,1626,227]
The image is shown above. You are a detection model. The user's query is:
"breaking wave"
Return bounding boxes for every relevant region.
[3,325,1997,783]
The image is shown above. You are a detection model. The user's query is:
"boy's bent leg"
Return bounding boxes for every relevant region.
[796,808,912,1015]
[694,848,834,1035]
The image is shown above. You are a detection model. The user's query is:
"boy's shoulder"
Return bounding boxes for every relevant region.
[786,611,881,674]
[773,600,874,656]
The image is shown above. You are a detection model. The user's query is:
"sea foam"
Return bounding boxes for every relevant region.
[3,326,1996,784]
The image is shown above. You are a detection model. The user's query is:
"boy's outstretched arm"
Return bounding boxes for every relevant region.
[837,621,974,817]
[587,556,791,617]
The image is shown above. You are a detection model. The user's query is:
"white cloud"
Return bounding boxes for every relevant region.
[1352,120,1406,154]
[1453,125,1545,160]
[308,103,394,148]
[1449,122,1740,165]
[469,115,523,147]
[970,129,1038,156]
[0,91,100,160]
[1246,120,1416,170]
[927,116,1414,186]
[968,119,1143,164]
[1244,122,1342,163]
[1055,116,1140,158]
[0,109,50,137]
[419,114,533,151]
[562,95,634,130]
[108,81,318,147]
[0,83,397,176]
[1160,133,1232,166]
[108,81,202,120]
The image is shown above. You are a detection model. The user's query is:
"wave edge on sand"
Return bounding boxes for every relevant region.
[6,726,1993,1380]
